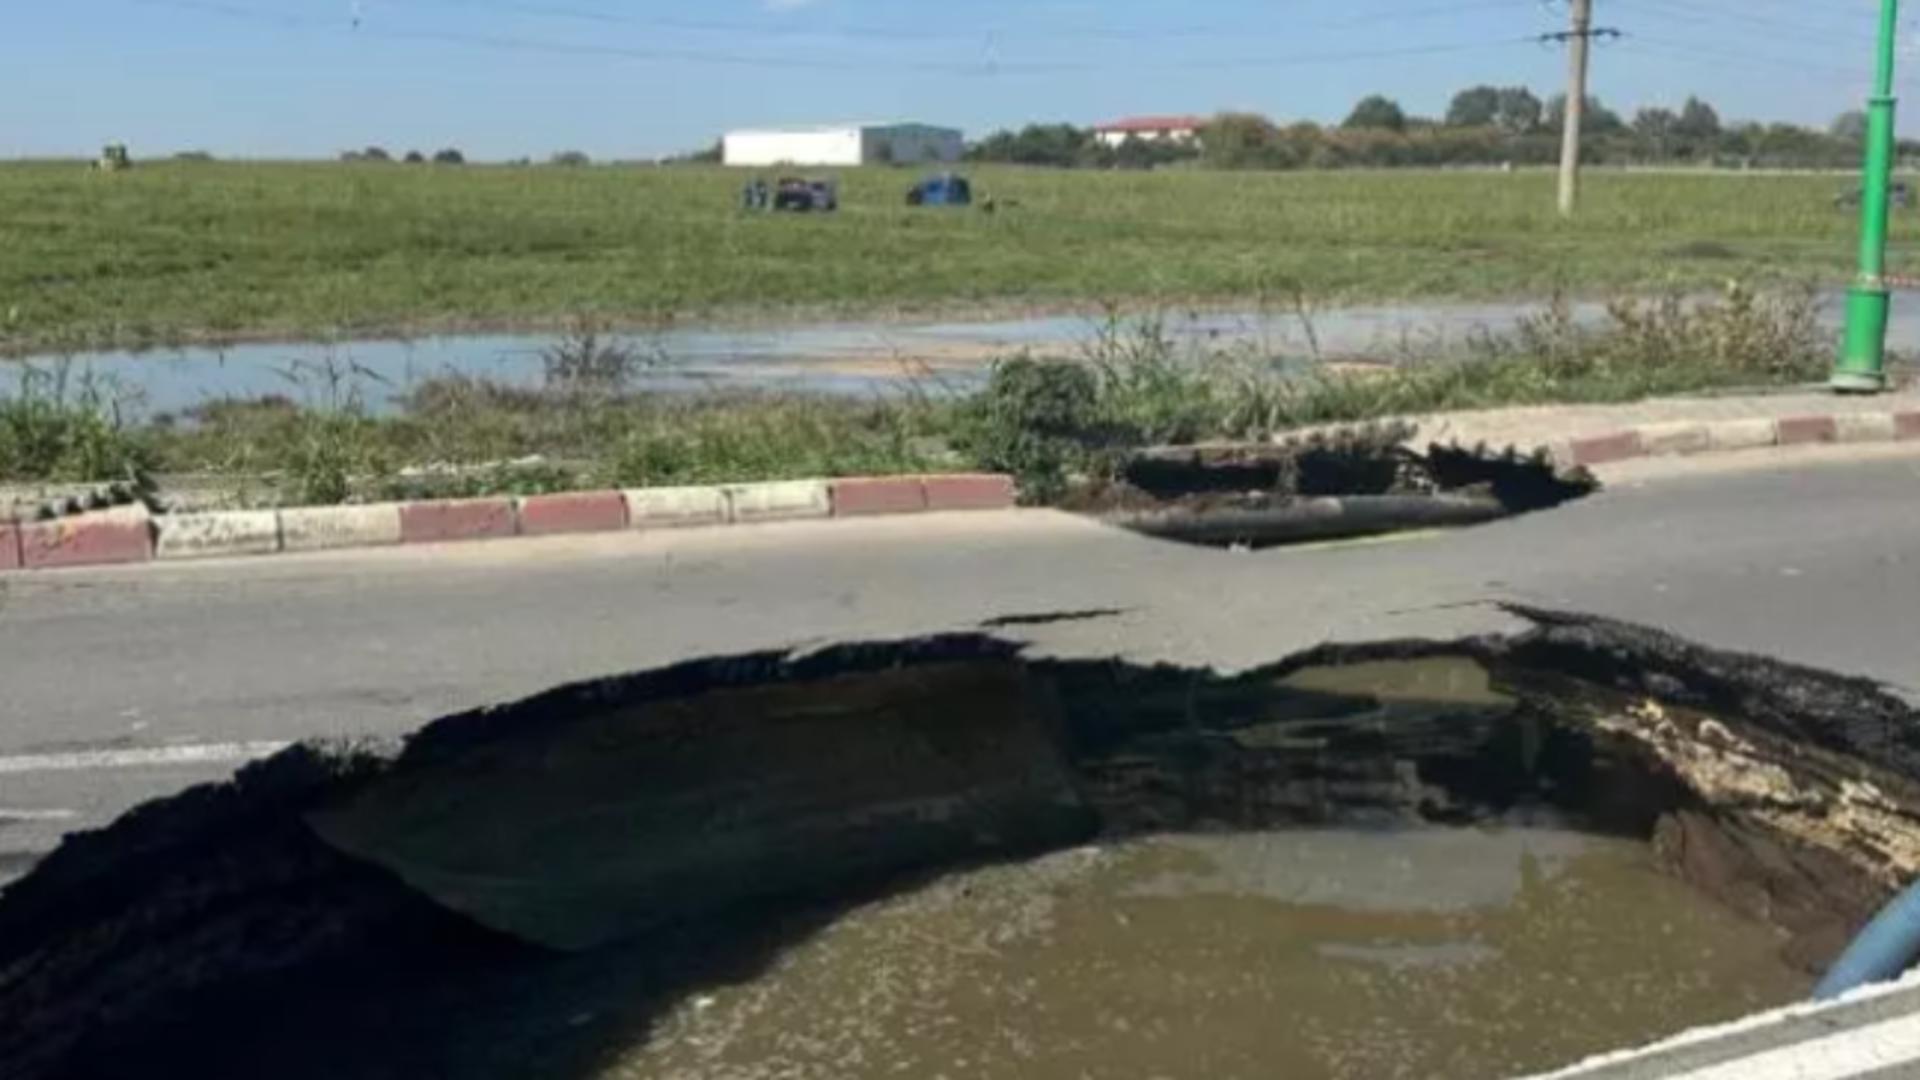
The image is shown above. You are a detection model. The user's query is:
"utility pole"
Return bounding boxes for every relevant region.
[1557,0,1593,217]
[1835,0,1902,393]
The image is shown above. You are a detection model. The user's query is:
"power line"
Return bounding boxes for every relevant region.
[1623,36,1896,86]
[380,0,1545,42]
[118,0,1539,75]
[1611,0,1877,47]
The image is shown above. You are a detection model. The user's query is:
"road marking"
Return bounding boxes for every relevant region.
[0,741,290,775]
[0,809,79,822]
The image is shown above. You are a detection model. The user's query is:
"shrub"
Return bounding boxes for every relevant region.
[432,148,465,165]
[549,151,591,167]
[952,358,1106,502]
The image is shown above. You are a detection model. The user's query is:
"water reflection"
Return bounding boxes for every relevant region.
[615,828,1809,1080]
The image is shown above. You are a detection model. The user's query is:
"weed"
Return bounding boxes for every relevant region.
[0,362,153,484]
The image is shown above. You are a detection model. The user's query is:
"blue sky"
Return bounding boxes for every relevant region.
[1,0,1905,160]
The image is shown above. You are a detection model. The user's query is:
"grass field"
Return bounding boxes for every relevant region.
[1,161,1904,355]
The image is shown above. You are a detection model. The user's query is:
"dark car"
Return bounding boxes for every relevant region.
[773,176,838,212]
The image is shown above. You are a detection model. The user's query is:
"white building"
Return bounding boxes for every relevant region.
[1092,115,1208,149]
[721,123,964,168]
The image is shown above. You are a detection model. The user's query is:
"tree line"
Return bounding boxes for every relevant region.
[968,86,1907,171]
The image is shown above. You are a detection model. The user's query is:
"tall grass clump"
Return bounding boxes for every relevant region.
[0,363,153,483]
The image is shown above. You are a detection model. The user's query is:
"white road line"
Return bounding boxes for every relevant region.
[0,741,290,775]
[0,809,80,822]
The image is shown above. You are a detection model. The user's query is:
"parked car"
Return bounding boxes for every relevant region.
[906,173,972,207]
[773,176,838,212]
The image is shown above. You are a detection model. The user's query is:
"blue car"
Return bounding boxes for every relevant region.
[907,173,972,207]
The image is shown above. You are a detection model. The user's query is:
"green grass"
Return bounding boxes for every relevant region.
[0,161,1901,355]
[0,285,1826,507]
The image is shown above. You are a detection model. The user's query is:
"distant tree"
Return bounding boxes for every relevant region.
[1632,106,1678,155]
[1200,112,1283,169]
[1674,97,1722,141]
[403,150,426,164]
[1343,95,1408,132]
[432,148,465,165]
[967,123,1094,167]
[1445,85,1502,128]
[549,150,591,167]
[1493,87,1544,135]
[1831,110,1869,141]
[361,146,392,162]
[1546,94,1624,135]
[173,150,215,163]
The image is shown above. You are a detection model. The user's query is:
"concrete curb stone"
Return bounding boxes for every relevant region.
[727,480,832,523]
[625,486,729,529]
[923,474,1018,511]
[281,504,404,553]
[19,507,153,570]
[1835,412,1899,444]
[1567,432,1644,466]
[830,477,927,517]
[155,511,282,561]
[1636,422,1711,457]
[1705,418,1779,453]
[399,498,517,544]
[1897,411,1920,440]
[519,491,627,536]
[1777,415,1840,446]
[0,521,20,571]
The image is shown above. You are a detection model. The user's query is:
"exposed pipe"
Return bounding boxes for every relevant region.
[1815,877,1920,999]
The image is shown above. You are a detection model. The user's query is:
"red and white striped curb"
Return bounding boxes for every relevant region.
[0,474,1017,573]
[1546,408,1920,469]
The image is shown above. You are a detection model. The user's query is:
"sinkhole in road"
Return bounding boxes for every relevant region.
[2,612,1916,1080]
[1076,432,1599,550]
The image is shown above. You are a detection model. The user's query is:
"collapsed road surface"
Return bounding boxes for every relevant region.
[3,444,1919,887]
[3,611,1919,1079]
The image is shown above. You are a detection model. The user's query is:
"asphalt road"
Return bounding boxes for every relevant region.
[4,443,1920,880]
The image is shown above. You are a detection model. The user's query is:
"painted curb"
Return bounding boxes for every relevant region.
[519,491,627,537]
[0,521,20,572]
[1636,422,1710,457]
[1836,412,1899,443]
[399,498,518,545]
[1706,418,1778,452]
[830,476,928,517]
[923,474,1018,512]
[155,511,281,562]
[625,486,728,529]
[281,504,403,553]
[726,480,832,524]
[1535,409,1920,471]
[19,509,153,570]
[1777,415,1839,446]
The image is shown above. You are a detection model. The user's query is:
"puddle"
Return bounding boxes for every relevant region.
[7,291,1870,416]
[616,828,1807,1080]
[7,619,1916,1080]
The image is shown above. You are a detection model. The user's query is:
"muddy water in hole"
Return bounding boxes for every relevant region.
[611,828,1809,1080]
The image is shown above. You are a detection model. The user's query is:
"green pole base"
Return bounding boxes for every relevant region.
[1834,285,1892,393]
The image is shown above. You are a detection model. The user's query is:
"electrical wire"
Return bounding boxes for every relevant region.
[117,0,1542,76]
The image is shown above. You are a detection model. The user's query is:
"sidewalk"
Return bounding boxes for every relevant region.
[1398,384,1920,466]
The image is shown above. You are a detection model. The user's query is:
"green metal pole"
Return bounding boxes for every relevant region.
[1836,0,1902,392]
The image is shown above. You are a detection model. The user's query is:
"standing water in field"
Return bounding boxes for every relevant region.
[614,827,1808,1080]
[0,290,1870,416]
